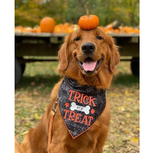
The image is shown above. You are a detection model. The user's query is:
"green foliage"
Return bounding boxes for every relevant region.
[15,0,139,27]
[15,0,44,26]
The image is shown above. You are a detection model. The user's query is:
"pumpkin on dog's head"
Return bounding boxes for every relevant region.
[78,10,99,30]
[78,14,99,30]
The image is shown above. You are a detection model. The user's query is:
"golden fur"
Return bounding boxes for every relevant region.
[15,28,120,153]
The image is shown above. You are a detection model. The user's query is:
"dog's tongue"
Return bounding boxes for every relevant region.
[83,61,97,71]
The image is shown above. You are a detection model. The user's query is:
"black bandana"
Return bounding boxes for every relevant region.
[58,77,106,139]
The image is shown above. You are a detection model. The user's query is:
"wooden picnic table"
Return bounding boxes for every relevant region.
[15,32,139,86]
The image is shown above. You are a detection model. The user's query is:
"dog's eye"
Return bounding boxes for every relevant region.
[96,35,103,40]
[74,37,81,41]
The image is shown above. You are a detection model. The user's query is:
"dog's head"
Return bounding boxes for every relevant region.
[58,28,120,89]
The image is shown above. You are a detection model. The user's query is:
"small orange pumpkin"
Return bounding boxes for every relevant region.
[40,17,55,33]
[78,14,99,30]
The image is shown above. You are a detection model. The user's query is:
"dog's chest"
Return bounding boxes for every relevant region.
[58,77,106,139]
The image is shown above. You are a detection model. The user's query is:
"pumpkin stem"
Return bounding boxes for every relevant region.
[86,9,89,16]
[85,4,89,16]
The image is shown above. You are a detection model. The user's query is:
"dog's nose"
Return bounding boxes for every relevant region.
[81,42,95,54]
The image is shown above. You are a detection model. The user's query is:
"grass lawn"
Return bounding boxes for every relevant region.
[15,57,139,153]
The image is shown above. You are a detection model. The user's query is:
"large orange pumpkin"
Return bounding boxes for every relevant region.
[40,17,55,32]
[78,14,99,30]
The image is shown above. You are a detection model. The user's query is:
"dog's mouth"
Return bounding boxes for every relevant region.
[75,55,103,75]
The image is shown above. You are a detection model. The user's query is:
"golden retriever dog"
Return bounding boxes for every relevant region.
[16,27,119,153]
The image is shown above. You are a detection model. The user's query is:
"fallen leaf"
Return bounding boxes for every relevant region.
[125,90,129,95]
[31,81,35,86]
[24,123,30,126]
[118,106,125,112]
[131,137,139,142]
[125,130,130,134]
[33,89,39,96]
[126,98,132,101]
[22,131,28,135]
[15,111,20,114]
[109,93,117,97]
[34,113,41,120]
[126,113,130,118]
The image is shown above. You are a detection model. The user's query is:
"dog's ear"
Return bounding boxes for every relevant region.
[107,36,120,74]
[58,34,71,74]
